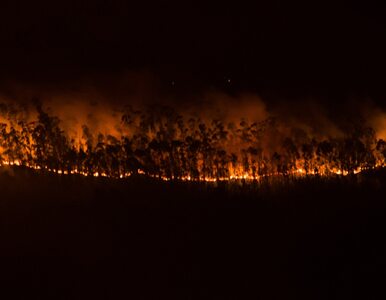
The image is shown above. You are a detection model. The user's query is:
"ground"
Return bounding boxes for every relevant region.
[0,166,385,299]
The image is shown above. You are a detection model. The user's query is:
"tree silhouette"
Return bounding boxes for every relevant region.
[0,101,383,181]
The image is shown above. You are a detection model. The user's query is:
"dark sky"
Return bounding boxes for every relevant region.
[1,0,386,104]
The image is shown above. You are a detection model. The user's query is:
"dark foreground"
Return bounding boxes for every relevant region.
[0,167,385,299]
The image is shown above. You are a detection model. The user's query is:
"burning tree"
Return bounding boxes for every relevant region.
[0,101,384,182]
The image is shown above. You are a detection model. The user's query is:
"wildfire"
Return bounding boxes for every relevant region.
[0,102,385,183]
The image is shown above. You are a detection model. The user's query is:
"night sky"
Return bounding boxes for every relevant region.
[1,0,386,104]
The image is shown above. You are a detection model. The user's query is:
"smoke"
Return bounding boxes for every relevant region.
[0,72,385,149]
[372,112,386,140]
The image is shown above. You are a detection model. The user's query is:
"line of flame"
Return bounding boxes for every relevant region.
[1,160,383,183]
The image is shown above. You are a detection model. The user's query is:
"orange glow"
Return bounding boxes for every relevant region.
[0,101,385,183]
